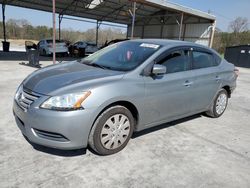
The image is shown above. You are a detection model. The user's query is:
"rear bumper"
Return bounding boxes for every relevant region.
[13,100,96,150]
[48,47,68,54]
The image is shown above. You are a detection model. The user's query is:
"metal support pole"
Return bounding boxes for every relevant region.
[96,20,99,45]
[160,17,164,38]
[52,0,56,64]
[58,14,63,41]
[131,1,136,39]
[182,24,186,41]
[178,12,184,40]
[160,25,164,38]
[126,25,129,39]
[142,25,145,38]
[2,4,6,42]
[209,20,216,48]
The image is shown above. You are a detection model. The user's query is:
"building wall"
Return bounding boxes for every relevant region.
[127,23,212,47]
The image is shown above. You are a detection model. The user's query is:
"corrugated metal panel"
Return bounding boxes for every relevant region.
[162,25,181,38]
[185,23,211,38]
[144,25,162,38]
[131,23,211,46]
[134,26,143,37]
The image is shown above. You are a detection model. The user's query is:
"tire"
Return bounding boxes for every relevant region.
[206,88,228,118]
[88,105,134,155]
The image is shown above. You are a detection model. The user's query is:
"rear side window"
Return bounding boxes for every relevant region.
[157,49,191,74]
[192,51,217,69]
[214,54,222,66]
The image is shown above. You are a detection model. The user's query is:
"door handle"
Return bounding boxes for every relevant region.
[183,80,193,87]
[215,75,221,82]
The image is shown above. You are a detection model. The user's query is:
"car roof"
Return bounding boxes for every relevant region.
[131,38,210,50]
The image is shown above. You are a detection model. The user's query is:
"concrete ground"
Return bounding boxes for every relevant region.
[0,58,250,188]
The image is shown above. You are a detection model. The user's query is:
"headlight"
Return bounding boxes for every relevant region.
[15,84,23,101]
[40,91,91,111]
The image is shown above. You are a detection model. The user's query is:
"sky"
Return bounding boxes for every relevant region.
[0,0,249,32]
[169,0,250,31]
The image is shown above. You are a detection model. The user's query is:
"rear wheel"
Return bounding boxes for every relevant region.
[88,106,134,155]
[206,89,228,118]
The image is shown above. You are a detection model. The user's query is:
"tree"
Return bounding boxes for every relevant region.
[1,18,126,44]
[229,17,249,33]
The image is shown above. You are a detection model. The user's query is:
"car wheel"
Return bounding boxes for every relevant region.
[206,89,228,118]
[88,105,134,155]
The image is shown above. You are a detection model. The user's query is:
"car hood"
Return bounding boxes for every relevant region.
[23,61,124,95]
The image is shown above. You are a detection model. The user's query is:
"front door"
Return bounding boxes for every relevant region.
[141,48,195,127]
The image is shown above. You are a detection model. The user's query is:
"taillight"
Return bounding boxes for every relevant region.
[234,68,239,77]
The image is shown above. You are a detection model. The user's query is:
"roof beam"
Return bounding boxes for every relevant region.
[0,0,215,26]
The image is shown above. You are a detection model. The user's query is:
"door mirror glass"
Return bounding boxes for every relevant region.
[152,64,166,75]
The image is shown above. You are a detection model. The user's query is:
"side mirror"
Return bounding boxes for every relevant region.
[152,64,166,75]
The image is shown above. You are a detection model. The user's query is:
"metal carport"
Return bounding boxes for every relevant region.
[0,0,216,64]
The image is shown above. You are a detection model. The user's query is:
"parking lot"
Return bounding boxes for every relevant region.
[0,58,250,188]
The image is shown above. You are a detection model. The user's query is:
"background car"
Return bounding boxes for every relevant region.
[68,41,98,57]
[100,38,129,49]
[38,39,68,56]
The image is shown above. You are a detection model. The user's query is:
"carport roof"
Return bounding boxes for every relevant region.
[0,0,216,25]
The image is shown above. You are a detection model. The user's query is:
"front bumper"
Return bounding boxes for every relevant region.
[13,100,96,150]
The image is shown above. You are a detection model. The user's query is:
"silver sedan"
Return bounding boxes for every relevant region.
[13,39,238,155]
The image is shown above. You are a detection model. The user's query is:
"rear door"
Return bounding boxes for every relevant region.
[38,40,45,53]
[142,47,196,125]
[190,48,222,111]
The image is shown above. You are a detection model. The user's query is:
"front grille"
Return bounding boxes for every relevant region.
[33,128,69,142]
[17,88,40,111]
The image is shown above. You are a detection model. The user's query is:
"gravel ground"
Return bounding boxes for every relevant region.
[0,59,250,188]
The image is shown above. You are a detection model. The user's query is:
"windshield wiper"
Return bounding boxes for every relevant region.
[79,60,112,70]
[90,63,108,70]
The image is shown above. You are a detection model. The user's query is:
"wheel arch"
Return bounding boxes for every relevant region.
[222,85,231,98]
[89,100,139,136]
[100,100,138,126]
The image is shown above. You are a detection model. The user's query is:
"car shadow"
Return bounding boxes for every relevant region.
[0,51,78,62]
[23,135,87,157]
[132,113,202,138]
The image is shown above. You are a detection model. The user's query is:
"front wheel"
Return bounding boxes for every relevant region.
[206,89,228,118]
[88,106,134,155]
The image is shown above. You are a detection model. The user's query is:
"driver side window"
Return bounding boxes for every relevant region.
[157,49,191,74]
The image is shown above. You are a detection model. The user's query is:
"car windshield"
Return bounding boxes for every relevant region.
[79,41,161,71]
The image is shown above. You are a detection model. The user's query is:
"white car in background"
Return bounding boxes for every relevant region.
[38,39,68,56]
